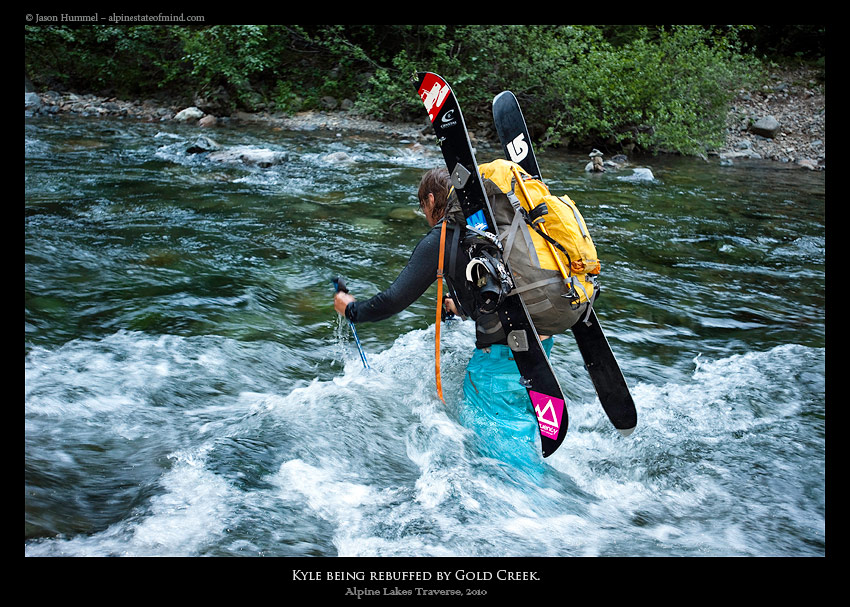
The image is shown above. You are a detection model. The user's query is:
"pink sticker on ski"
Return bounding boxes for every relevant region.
[530,391,564,440]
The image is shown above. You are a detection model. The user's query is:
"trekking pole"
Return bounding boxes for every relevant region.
[333,277,370,369]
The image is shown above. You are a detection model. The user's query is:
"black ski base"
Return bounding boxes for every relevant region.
[492,89,637,436]
[571,309,636,433]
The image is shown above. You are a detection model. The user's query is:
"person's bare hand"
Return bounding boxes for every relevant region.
[334,291,355,316]
[443,297,458,316]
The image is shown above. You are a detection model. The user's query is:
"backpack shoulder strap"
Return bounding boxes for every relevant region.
[442,220,467,319]
[435,219,448,403]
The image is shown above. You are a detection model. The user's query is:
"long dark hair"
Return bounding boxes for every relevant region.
[417,167,450,218]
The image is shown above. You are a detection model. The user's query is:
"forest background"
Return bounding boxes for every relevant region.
[24,24,826,157]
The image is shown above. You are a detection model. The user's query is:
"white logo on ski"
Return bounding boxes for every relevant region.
[421,82,450,121]
[535,398,560,429]
[506,133,529,162]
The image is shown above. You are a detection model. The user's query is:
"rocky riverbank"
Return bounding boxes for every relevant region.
[24,89,426,139]
[716,64,825,170]
[25,64,824,170]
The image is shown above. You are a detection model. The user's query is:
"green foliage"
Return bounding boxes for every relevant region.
[176,25,280,109]
[26,24,781,156]
[25,25,188,99]
[536,26,763,155]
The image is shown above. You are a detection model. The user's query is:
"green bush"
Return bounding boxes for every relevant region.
[323,25,763,156]
[25,25,188,99]
[535,26,763,155]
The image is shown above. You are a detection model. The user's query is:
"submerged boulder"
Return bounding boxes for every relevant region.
[185,136,221,154]
[207,145,288,168]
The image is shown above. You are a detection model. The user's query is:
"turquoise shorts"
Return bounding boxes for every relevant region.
[461,337,554,468]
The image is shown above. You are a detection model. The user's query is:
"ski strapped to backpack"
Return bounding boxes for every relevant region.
[431,159,603,404]
[492,89,637,437]
[434,158,603,344]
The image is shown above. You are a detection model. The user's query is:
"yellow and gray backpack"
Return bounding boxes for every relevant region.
[477,158,600,334]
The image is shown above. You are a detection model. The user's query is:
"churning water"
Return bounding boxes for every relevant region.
[25,113,825,558]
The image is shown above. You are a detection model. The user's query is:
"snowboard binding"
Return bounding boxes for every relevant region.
[462,227,514,315]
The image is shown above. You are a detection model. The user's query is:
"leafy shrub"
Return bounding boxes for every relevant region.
[25,25,188,99]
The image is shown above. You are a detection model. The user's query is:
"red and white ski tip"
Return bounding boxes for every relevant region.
[417,73,451,123]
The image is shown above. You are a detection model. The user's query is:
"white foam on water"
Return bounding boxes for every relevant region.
[271,458,397,556]
[25,446,236,557]
[122,448,235,555]
[546,342,824,555]
[25,324,824,556]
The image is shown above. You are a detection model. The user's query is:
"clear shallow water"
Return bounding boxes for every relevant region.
[25,115,825,557]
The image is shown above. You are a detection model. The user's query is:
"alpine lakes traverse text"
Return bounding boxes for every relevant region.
[345,588,467,598]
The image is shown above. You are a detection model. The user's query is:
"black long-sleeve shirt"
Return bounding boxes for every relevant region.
[344,220,507,347]
[345,220,461,323]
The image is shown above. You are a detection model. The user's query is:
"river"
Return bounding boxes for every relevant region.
[25,113,825,558]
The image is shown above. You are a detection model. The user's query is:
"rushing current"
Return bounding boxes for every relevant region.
[25,113,825,557]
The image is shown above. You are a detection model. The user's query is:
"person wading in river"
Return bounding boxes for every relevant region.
[333,167,560,467]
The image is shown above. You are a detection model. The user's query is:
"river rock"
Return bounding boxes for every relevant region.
[719,149,763,161]
[320,96,338,110]
[207,145,288,168]
[796,158,819,171]
[387,207,420,221]
[585,149,605,172]
[750,116,781,138]
[322,151,352,163]
[607,154,629,168]
[174,106,204,122]
[25,91,43,114]
[617,167,655,183]
[719,139,763,161]
[185,135,221,154]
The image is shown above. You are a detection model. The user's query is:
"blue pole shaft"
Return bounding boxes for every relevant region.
[333,277,370,369]
[348,320,370,369]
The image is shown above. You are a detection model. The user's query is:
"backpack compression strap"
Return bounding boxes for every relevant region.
[435,218,448,403]
[509,165,597,324]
